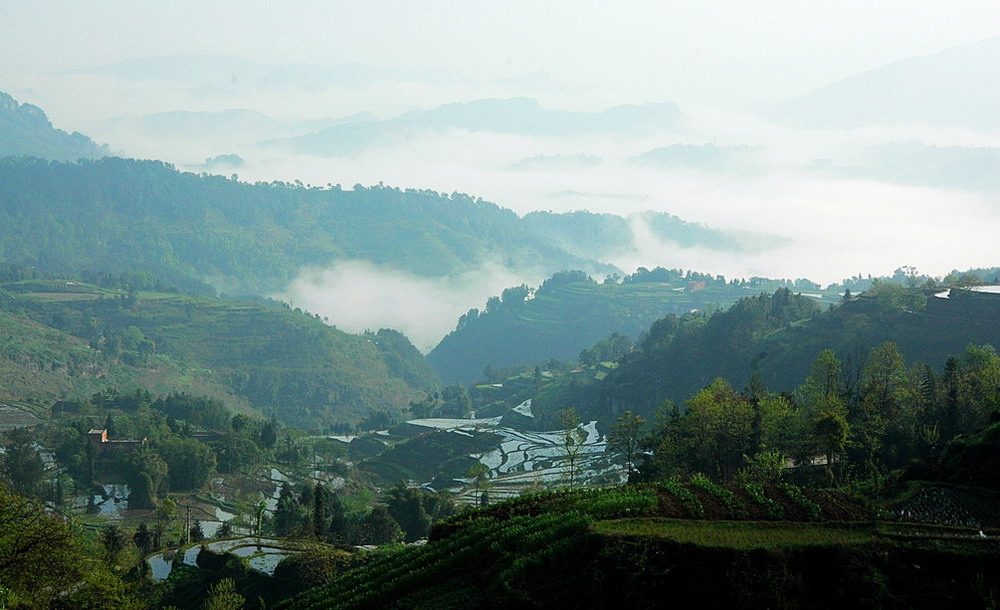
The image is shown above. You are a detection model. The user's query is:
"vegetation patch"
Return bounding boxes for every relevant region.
[659,480,706,519]
[743,482,785,520]
[690,474,749,519]
[592,518,877,548]
[779,483,823,521]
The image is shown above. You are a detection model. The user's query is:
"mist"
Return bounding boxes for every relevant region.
[275,260,548,352]
[5,8,1000,342]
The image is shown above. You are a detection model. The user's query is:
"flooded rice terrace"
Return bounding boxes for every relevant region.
[408,400,625,503]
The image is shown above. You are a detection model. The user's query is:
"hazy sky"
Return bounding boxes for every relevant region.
[5,1,1000,117]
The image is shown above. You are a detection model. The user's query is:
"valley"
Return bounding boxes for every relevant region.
[3,21,1000,607]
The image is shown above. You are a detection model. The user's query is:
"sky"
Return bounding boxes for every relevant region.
[5,1,1000,117]
[4,2,1000,347]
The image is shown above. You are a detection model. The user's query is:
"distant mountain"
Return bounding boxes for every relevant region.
[265,98,683,156]
[0,145,769,296]
[632,143,763,174]
[0,92,108,160]
[825,141,1000,192]
[100,108,376,150]
[772,37,1000,131]
[0,156,621,295]
[522,210,778,262]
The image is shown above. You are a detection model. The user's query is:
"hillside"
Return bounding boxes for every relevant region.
[0,280,438,428]
[0,156,617,295]
[0,92,108,160]
[596,284,1000,419]
[428,272,834,384]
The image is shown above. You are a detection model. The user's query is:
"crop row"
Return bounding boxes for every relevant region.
[442,486,657,526]
[743,483,785,520]
[689,474,749,519]
[660,480,706,518]
[779,483,823,521]
[289,512,592,610]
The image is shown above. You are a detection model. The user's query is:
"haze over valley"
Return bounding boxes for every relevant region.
[3,4,1000,608]
[5,4,1000,344]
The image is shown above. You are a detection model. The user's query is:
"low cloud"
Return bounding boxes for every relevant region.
[17,61,1000,297]
[275,260,547,352]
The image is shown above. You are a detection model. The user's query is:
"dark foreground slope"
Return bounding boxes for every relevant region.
[279,485,998,610]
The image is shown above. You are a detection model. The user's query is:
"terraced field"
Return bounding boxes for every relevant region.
[405,411,623,503]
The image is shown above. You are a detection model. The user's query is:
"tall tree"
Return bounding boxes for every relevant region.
[608,410,646,479]
[681,378,755,481]
[558,408,587,488]
[313,483,326,540]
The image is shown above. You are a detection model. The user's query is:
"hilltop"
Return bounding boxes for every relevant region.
[428,269,833,384]
[0,91,108,160]
[593,283,1000,419]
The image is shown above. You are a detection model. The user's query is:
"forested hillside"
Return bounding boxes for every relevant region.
[0,152,778,300]
[598,284,1000,419]
[0,92,108,160]
[0,156,614,295]
[429,270,834,384]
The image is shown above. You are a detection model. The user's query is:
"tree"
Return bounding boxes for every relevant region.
[856,342,913,474]
[358,505,403,545]
[466,462,490,506]
[155,436,216,491]
[190,521,205,543]
[0,484,83,604]
[124,447,167,509]
[313,483,327,540]
[2,432,45,496]
[813,411,850,482]
[100,524,129,562]
[158,496,178,524]
[133,522,154,555]
[202,577,245,610]
[558,408,587,488]
[384,483,455,542]
[608,411,646,479]
[272,484,298,537]
[215,433,261,474]
[260,416,279,449]
[681,378,755,481]
[735,449,785,484]
[440,385,472,418]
